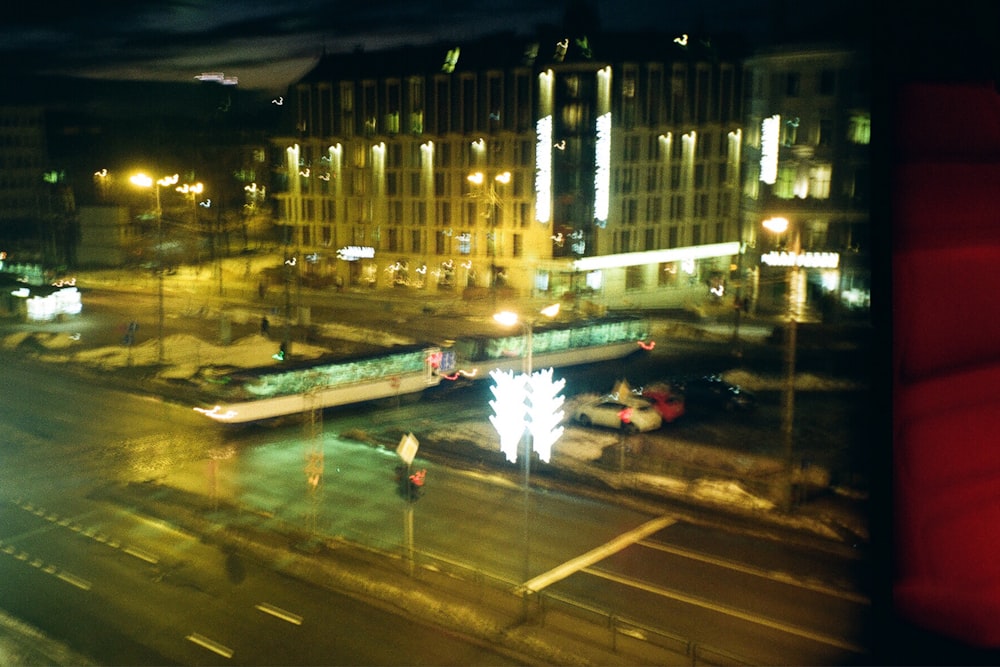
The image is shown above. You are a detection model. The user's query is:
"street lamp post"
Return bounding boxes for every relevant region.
[492,303,560,616]
[468,171,510,301]
[762,216,798,511]
[130,172,178,364]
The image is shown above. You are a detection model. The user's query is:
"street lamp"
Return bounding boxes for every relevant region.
[762,216,798,511]
[492,303,561,617]
[468,171,511,296]
[130,172,178,364]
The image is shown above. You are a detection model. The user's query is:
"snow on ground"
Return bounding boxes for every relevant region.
[4,331,334,379]
[419,415,786,513]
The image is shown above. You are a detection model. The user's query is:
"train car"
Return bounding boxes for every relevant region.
[441,314,653,380]
[195,344,442,424]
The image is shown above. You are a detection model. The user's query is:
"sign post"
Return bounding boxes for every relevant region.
[396,433,419,575]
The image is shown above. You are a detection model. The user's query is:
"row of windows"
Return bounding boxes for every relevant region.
[296,61,741,138]
[289,130,740,174]
[612,222,731,254]
[285,159,739,201]
[292,220,526,259]
[286,189,736,228]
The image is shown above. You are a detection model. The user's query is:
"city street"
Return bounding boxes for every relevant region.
[0,274,875,663]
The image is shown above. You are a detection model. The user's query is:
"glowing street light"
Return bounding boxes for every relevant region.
[490,303,561,615]
[130,172,178,364]
[762,216,789,235]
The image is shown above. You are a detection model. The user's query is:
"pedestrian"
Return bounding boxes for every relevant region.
[260,316,270,336]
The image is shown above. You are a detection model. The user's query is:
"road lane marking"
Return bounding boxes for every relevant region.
[186,633,234,658]
[255,602,304,625]
[522,515,676,593]
[638,539,870,604]
[123,546,159,564]
[57,571,92,591]
[582,566,867,654]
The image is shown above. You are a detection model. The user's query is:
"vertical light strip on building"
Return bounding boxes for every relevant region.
[594,113,611,225]
[328,144,342,197]
[535,69,554,224]
[727,129,741,187]
[371,142,385,197]
[535,116,553,224]
[286,144,300,195]
[760,114,780,184]
[286,143,300,224]
[594,66,612,225]
[421,141,434,197]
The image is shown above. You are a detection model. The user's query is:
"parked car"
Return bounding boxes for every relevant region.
[572,395,663,433]
[637,383,686,422]
[671,375,755,412]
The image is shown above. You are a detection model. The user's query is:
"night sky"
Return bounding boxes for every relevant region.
[0,0,866,94]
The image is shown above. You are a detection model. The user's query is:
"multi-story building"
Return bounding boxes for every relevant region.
[0,105,64,262]
[740,44,870,320]
[272,27,748,311]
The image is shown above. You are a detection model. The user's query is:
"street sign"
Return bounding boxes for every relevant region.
[396,432,419,465]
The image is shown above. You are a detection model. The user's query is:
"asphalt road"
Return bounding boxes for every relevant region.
[0,277,876,664]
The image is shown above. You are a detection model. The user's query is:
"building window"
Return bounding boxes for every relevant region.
[809,164,832,199]
[774,165,796,199]
[618,230,631,253]
[819,69,836,95]
[847,112,870,145]
[695,193,709,218]
[388,200,403,224]
[458,232,471,254]
[658,261,677,286]
[388,228,399,252]
[645,228,655,250]
[626,265,643,289]
[819,119,833,147]
[411,229,422,253]
[385,111,400,135]
[623,135,640,162]
[670,195,685,219]
[786,72,801,97]
[513,233,522,257]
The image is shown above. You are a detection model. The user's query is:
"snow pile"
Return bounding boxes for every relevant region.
[5,331,333,379]
[430,418,785,513]
[721,368,862,392]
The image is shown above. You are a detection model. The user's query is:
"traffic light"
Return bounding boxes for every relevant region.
[526,368,566,463]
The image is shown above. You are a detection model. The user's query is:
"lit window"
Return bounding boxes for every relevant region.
[809,165,832,199]
[847,113,870,145]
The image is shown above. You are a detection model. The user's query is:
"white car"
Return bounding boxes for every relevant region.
[572,395,663,433]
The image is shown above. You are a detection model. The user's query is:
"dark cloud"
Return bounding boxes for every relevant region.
[0,1,862,93]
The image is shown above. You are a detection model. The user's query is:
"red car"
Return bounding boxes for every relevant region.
[638,383,686,423]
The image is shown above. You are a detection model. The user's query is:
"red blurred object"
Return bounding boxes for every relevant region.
[639,383,686,423]
[893,81,1000,649]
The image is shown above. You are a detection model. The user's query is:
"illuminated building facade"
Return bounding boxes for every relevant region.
[740,45,870,319]
[272,30,746,308]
